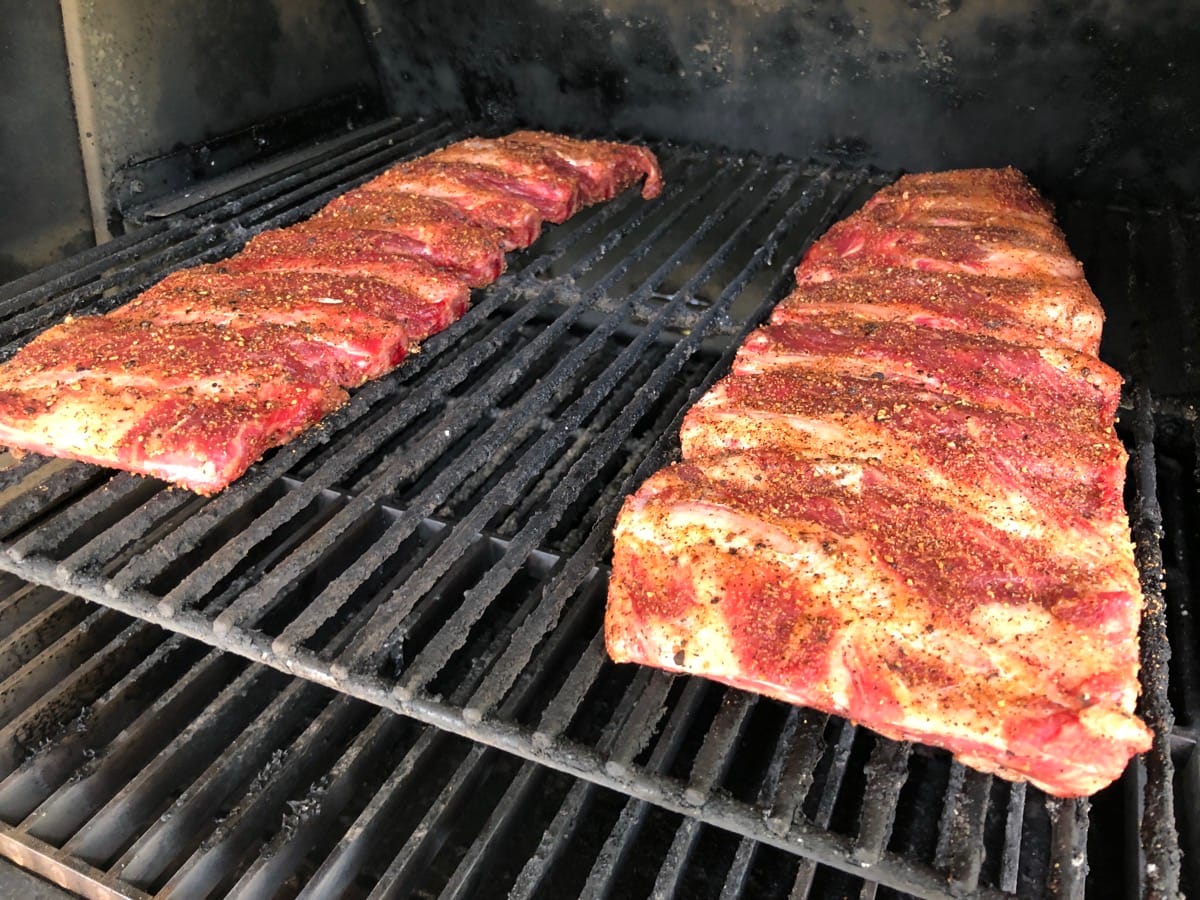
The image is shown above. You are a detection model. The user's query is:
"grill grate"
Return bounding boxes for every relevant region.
[0,116,1191,898]
[0,577,937,900]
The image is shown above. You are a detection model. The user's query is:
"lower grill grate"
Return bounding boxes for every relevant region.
[0,578,973,900]
[0,116,1191,898]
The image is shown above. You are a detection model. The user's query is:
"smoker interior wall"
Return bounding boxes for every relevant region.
[0,1,93,282]
[361,0,1200,204]
[0,0,383,277]
[64,0,380,193]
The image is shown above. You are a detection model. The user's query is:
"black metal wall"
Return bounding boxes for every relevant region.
[0,2,93,283]
[0,0,383,282]
[361,0,1200,204]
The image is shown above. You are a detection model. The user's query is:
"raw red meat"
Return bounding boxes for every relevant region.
[796,216,1084,282]
[860,168,1057,229]
[297,191,506,286]
[679,370,1131,554]
[606,167,1150,797]
[771,269,1104,355]
[491,131,664,203]
[111,267,417,384]
[222,230,471,334]
[607,448,1148,797]
[736,308,1121,427]
[5,315,353,393]
[0,316,347,493]
[423,142,585,222]
[359,162,543,249]
[374,159,578,225]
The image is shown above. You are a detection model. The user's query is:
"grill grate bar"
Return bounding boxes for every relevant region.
[766,712,831,836]
[0,455,54,498]
[184,117,461,225]
[59,663,282,863]
[0,610,156,775]
[57,488,198,578]
[219,120,469,235]
[221,710,405,899]
[486,570,604,725]
[999,782,1027,893]
[719,707,806,899]
[1127,210,1183,899]
[580,677,710,897]
[603,671,680,777]
[1129,381,1182,900]
[650,816,705,898]
[1046,798,1090,900]
[7,474,152,562]
[0,591,91,685]
[533,630,610,746]
[0,463,109,541]
[788,720,859,898]
[580,796,653,899]
[852,739,912,867]
[433,761,545,900]
[360,742,496,899]
[0,219,175,308]
[0,229,236,354]
[293,727,450,899]
[507,778,596,899]
[933,766,992,893]
[683,690,757,806]
[718,829,763,899]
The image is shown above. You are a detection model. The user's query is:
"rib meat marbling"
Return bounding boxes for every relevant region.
[359,162,543,250]
[606,167,1150,797]
[735,308,1121,427]
[299,192,506,286]
[223,229,473,326]
[771,269,1104,355]
[111,268,426,383]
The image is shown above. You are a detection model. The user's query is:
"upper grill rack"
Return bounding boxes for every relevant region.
[0,116,1189,898]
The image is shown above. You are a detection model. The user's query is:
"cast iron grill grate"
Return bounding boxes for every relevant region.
[0,116,1190,898]
[0,577,944,900]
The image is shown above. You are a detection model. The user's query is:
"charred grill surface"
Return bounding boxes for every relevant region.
[0,117,1190,898]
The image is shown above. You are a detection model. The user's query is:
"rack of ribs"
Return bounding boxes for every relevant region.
[0,132,663,494]
[606,168,1151,797]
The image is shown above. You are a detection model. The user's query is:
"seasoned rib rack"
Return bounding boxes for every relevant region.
[0,129,662,495]
[608,169,1149,798]
[0,119,1189,898]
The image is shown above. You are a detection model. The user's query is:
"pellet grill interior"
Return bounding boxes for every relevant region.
[0,116,1193,899]
[2,3,1200,898]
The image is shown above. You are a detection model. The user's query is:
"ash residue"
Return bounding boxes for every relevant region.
[279,773,331,841]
